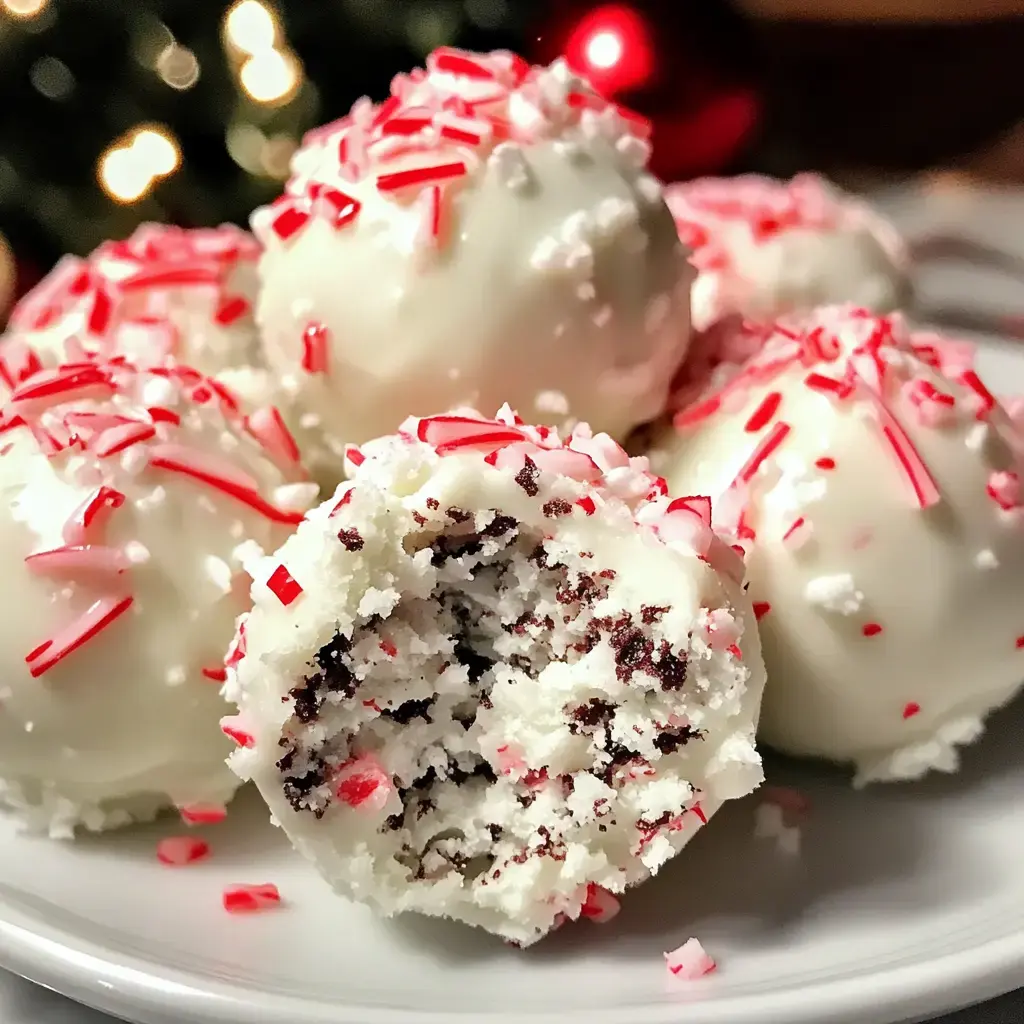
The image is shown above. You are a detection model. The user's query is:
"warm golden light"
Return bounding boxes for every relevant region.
[98,148,152,204]
[2,0,48,18]
[133,127,181,177]
[97,126,181,205]
[239,47,301,105]
[224,0,277,55]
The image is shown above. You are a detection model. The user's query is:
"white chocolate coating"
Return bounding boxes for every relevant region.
[659,307,1024,784]
[226,409,764,944]
[666,175,909,332]
[0,357,315,836]
[252,49,692,455]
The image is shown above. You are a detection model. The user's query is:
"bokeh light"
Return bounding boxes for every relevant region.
[585,30,624,71]
[224,0,278,56]
[2,0,49,19]
[97,126,180,205]
[565,5,653,96]
[239,47,301,105]
[157,44,200,90]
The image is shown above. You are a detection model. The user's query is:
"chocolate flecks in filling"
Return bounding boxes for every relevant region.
[653,640,689,692]
[482,513,517,537]
[514,456,540,497]
[426,497,440,510]
[276,502,695,888]
[338,527,364,551]
[412,511,427,526]
[653,724,703,754]
[382,698,434,724]
[642,604,669,625]
[569,698,616,733]
[542,498,572,518]
[611,625,655,682]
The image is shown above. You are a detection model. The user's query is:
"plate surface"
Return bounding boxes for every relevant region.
[0,338,1023,1024]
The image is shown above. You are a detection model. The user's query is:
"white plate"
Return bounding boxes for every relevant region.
[0,338,1023,1024]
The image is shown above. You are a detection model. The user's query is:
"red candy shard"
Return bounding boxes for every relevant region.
[579,883,621,923]
[301,321,331,375]
[862,622,883,637]
[179,803,228,826]
[202,666,228,682]
[222,883,281,913]
[752,601,771,620]
[266,564,303,606]
[214,295,250,326]
[743,390,783,433]
[220,716,255,747]
[902,701,921,719]
[157,836,210,866]
[376,160,467,194]
[148,444,304,526]
[26,595,134,678]
[246,405,302,468]
[335,757,392,811]
[270,205,310,241]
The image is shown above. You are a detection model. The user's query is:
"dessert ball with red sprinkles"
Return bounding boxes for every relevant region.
[0,356,317,837]
[2,223,269,402]
[251,47,692,455]
[224,407,765,945]
[665,175,909,335]
[659,305,1024,785]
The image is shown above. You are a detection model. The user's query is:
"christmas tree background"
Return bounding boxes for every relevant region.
[0,0,762,316]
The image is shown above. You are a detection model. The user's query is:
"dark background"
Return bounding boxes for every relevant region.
[0,0,1023,316]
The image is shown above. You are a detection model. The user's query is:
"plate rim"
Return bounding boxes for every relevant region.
[0,892,1021,1024]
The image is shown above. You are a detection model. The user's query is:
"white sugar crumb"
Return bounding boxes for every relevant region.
[123,540,151,565]
[635,173,664,206]
[299,412,321,430]
[273,481,320,512]
[165,666,187,686]
[964,422,989,452]
[141,376,177,408]
[204,555,234,594]
[136,486,167,511]
[754,803,801,855]
[593,304,614,328]
[804,573,864,615]
[534,390,570,416]
[974,548,998,570]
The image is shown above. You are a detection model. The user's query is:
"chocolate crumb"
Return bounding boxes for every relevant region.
[515,456,540,497]
[337,527,364,551]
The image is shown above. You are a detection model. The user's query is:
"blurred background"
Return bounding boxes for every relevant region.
[0,0,1022,322]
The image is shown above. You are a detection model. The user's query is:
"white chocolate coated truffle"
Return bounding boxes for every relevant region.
[660,307,1024,784]
[3,223,263,389]
[252,48,692,453]
[225,408,764,945]
[666,175,909,332]
[0,357,316,836]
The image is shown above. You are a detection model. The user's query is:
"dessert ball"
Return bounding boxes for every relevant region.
[0,355,317,836]
[224,408,765,945]
[251,47,692,454]
[659,306,1024,784]
[4,223,263,386]
[665,174,910,333]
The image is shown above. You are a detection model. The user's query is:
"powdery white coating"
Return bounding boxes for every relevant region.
[665,175,910,333]
[659,306,1024,785]
[0,357,315,837]
[4,224,263,386]
[252,48,692,451]
[226,409,764,945]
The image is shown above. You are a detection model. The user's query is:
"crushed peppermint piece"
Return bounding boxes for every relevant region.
[157,836,211,866]
[266,564,303,606]
[222,883,282,913]
[664,937,717,979]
